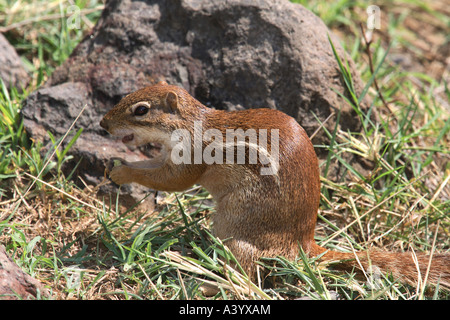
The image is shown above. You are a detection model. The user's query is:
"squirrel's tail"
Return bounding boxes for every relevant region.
[319,248,450,289]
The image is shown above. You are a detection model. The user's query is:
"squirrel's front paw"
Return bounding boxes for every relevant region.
[105,157,127,174]
[105,158,131,185]
[109,165,133,185]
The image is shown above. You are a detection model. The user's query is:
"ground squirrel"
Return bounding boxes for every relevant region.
[100,81,449,288]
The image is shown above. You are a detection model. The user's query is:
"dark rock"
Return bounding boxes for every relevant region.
[21,0,369,195]
[0,33,29,91]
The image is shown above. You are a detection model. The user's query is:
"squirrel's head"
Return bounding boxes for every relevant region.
[100,81,187,133]
[100,81,202,162]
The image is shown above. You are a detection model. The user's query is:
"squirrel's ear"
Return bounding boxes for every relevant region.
[164,91,178,113]
[157,80,168,86]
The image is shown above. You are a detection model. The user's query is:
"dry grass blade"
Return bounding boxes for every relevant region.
[0,6,104,33]
[321,170,430,247]
[22,103,88,198]
[22,171,103,213]
[161,251,272,300]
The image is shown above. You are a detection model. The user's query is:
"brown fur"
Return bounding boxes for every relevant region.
[100,82,450,289]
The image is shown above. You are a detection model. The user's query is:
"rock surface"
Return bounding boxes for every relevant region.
[0,33,29,91]
[21,0,368,193]
[0,246,47,300]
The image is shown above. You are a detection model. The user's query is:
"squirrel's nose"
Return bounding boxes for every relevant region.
[100,118,109,131]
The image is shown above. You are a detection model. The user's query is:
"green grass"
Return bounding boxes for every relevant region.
[0,0,449,300]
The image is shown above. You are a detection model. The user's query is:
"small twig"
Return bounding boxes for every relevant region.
[359,23,390,111]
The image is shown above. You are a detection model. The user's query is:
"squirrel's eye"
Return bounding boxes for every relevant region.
[134,104,149,116]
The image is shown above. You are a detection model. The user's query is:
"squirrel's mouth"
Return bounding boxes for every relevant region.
[121,133,164,158]
[121,133,134,144]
